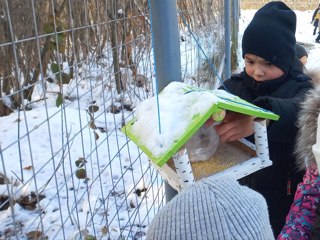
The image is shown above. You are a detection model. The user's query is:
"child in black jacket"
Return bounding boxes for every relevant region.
[216,1,313,236]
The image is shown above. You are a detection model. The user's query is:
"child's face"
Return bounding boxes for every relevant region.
[244,54,284,82]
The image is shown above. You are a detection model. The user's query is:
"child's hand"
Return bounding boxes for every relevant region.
[214,111,255,142]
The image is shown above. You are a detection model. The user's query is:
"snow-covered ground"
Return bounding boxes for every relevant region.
[0,9,319,240]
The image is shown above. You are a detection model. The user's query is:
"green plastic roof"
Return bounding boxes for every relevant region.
[121,88,279,167]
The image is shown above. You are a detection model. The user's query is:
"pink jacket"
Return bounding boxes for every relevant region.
[277,168,320,239]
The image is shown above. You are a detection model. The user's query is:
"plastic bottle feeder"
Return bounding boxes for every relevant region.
[121,82,279,191]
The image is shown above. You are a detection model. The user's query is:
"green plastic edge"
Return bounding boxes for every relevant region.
[216,100,280,121]
[121,104,221,167]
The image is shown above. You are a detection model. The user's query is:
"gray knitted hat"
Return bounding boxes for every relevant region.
[146,177,274,240]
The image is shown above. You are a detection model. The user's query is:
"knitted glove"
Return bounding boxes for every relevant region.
[312,113,320,173]
[253,96,273,111]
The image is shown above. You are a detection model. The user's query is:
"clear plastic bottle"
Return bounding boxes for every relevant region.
[185,122,220,162]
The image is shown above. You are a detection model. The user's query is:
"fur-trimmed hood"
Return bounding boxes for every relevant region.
[295,71,320,170]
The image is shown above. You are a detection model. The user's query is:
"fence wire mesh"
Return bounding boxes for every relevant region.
[0,0,230,239]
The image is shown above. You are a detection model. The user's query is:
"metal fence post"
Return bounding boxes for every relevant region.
[149,0,181,202]
[224,0,231,79]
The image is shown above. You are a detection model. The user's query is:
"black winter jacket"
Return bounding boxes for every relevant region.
[220,69,312,236]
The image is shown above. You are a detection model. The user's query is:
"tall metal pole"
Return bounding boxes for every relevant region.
[149,0,181,91]
[224,0,231,79]
[149,0,181,202]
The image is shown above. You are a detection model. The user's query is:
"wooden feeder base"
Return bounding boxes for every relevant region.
[167,140,256,181]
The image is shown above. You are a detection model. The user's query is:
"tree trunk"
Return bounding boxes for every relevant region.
[107,0,123,94]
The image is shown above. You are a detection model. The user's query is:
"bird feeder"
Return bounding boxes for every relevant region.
[121,82,279,192]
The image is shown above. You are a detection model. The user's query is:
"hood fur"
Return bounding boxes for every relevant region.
[295,71,320,170]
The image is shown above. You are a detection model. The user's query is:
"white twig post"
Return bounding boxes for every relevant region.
[172,148,195,189]
[253,120,269,163]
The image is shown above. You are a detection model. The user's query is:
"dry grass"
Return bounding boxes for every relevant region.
[241,0,319,10]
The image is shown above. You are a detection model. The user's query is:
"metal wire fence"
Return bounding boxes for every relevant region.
[0,0,234,239]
